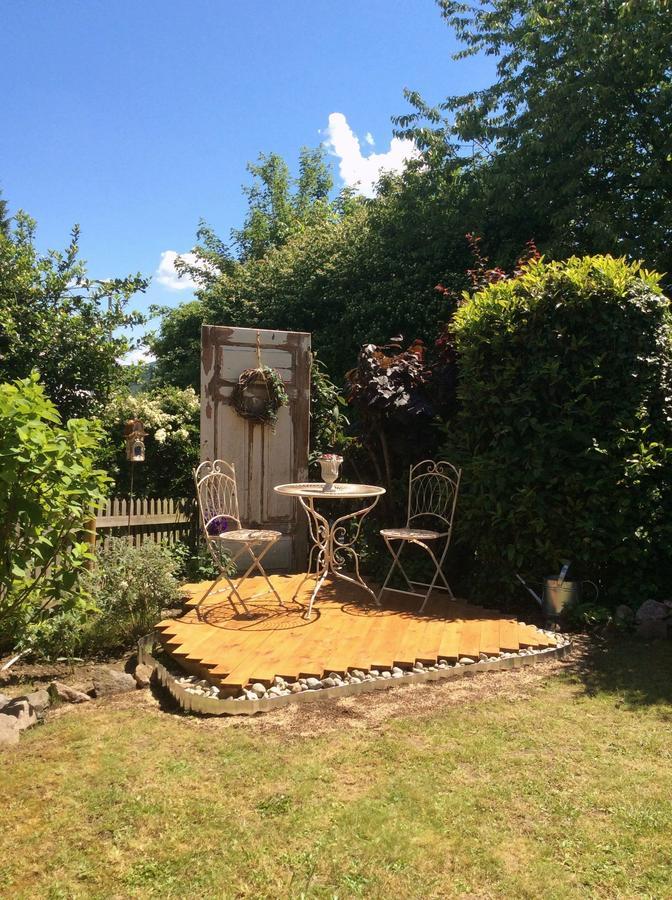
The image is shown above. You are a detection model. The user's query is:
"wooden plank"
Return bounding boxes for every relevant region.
[458,617,482,659]
[499,619,520,652]
[479,618,501,656]
[435,619,463,662]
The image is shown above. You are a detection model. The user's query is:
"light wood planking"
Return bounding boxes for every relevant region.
[157,574,558,693]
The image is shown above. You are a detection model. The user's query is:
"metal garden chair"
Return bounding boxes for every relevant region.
[376,459,462,613]
[194,459,283,617]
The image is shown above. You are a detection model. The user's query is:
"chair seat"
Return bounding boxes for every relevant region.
[216,528,281,543]
[380,527,441,541]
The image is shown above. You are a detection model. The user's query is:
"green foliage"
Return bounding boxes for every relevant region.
[0,188,9,236]
[147,299,205,391]
[448,255,672,607]
[399,0,672,277]
[563,601,613,631]
[0,373,110,650]
[168,539,230,582]
[233,147,335,261]
[79,538,182,655]
[0,212,147,420]
[28,538,183,658]
[309,354,351,464]
[99,385,200,497]
[152,157,474,386]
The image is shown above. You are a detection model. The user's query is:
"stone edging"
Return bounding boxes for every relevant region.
[138,633,573,717]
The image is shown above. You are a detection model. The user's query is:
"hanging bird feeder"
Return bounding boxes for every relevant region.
[124,418,148,462]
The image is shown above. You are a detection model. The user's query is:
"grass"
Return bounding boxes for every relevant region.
[1,638,671,899]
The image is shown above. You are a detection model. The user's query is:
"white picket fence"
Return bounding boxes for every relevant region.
[94,497,197,548]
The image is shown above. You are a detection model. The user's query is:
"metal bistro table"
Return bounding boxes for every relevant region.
[274,482,386,619]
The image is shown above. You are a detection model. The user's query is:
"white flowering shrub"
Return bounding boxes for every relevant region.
[99,386,200,497]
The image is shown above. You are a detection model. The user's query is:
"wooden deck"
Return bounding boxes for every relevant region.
[156,574,558,697]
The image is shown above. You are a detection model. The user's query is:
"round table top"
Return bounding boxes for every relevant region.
[274,482,386,499]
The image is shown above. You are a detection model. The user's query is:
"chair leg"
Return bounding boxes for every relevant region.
[376,538,415,603]
[197,560,251,617]
[416,542,453,614]
[246,541,285,606]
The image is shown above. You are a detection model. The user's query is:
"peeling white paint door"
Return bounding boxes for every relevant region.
[201,325,311,571]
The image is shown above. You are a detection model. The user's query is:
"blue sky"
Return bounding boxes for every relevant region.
[1,0,492,351]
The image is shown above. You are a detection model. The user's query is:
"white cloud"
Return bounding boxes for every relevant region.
[323,112,419,198]
[121,346,156,366]
[155,250,215,291]
[364,131,375,146]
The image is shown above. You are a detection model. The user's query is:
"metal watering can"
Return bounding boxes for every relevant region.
[515,561,598,619]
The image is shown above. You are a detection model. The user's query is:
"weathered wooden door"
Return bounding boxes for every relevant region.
[200,325,311,571]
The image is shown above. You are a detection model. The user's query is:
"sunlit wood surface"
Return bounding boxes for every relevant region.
[156,574,558,697]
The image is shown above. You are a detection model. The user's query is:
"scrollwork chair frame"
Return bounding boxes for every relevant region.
[377,459,461,613]
[194,459,283,617]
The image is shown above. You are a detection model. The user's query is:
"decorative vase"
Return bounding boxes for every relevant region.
[318,454,343,489]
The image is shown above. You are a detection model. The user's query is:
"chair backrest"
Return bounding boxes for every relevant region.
[194,459,242,537]
[406,459,461,537]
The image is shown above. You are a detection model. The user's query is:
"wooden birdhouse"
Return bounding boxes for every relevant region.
[124,418,147,462]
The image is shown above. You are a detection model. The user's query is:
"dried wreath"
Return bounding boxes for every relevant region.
[230,365,289,428]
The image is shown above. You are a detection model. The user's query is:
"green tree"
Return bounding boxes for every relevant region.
[232,146,334,261]
[0,212,147,420]
[152,152,475,387]
[398,0,672,274]
[0,188,9,236]
[0,373,110,649]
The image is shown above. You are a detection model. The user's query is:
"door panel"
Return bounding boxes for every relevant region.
[201,325,311,571]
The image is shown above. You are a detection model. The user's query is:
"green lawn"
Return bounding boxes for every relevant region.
[2,639,671,899]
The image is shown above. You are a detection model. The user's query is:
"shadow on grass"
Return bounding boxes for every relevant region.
[573,634,672,708]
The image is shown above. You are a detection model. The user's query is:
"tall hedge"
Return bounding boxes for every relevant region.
[448,255,672,608]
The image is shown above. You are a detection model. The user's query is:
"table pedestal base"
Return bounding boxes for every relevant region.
[293,495,381,620]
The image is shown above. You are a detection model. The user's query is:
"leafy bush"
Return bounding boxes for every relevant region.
[168,539,224,583]
[0,211,146,421]
[447,255,672,607]
[0,373,109,651]
[27,538,184,658]
[79,539,182,654]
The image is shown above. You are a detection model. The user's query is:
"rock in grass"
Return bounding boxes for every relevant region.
[0,714,20,747]
[92,667,137,698]
[133,663,154,689]
[48,681,91,704]
[1,699,37,731]
[22,689,50,717]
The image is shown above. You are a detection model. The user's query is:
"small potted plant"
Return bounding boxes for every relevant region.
[318,453,343,489]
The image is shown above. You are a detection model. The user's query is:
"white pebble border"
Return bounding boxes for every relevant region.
[138,628,573,717]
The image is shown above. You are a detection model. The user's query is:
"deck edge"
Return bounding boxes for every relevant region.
[138,632,574,717]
